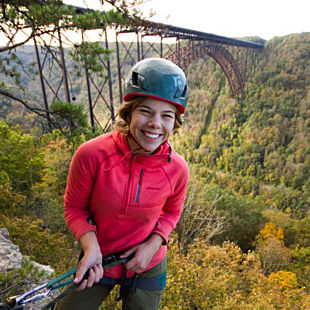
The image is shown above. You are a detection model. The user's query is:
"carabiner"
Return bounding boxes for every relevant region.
[1,283,51,309]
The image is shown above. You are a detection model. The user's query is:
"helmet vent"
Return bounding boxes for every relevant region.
[180,85,188,99]
[132,71,139,86]
[174,84,187,99]
[132,72,146,89]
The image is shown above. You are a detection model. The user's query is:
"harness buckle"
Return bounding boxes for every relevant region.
[102,254,118,265]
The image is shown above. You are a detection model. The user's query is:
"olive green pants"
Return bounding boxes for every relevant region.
[53,257,167,310]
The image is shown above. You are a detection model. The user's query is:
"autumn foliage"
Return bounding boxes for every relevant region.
[1,31,310,308]
[161,238,310,309]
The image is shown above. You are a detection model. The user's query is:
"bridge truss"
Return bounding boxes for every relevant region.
[2,6,263,132]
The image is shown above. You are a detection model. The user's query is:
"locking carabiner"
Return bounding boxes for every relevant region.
[0,283,51,309]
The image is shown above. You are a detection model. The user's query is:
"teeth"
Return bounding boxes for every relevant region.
[144,132,160,139]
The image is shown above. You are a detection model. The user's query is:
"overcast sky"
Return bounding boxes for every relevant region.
[64,0,310,41]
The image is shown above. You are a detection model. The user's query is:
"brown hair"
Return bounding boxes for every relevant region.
[114,97,183,134]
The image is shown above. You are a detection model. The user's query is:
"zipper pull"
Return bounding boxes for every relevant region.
[135,169,144,203]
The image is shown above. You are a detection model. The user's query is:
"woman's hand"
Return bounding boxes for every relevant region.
[120,234,164,273]
[74,232,103,291]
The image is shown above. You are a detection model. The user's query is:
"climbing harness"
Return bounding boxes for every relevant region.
[0,253,132,310]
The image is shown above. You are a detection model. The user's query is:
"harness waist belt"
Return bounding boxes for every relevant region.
[99,272,167,290]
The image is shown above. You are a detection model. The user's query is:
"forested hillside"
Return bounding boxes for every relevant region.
[1,33,310,309]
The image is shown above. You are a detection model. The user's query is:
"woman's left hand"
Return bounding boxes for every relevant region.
[120,234,164,273]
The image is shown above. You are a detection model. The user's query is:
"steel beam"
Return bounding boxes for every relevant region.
[81,30,95,131]
[33,37,52,129]
[105,30,115,124]
[58,29,71,103]
[115,32,123,104]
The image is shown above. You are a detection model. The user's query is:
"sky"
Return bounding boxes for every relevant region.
[63,0,310,41]
[1,0,309,46]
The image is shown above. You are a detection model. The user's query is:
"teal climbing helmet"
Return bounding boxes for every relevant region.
[123,58,188,114]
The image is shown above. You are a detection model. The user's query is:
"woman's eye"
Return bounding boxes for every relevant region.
[163,114,174,119]
[139,109,150,114]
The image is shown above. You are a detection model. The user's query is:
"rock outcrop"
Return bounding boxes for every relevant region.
[0,228,60,310]
[0,227,23,272]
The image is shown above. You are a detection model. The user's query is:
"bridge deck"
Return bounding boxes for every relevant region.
[72,5,263,49]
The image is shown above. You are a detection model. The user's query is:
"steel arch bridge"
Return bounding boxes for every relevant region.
[166,43,246,100]
[1,5,263,132]
[113,19,263,106]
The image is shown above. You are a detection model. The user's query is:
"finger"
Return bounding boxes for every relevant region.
[98,264,104,276]
[127,264,143,273]
[86,268,96,288]
[93,264,103,283]
[75,279,87,292]
[74,264,88,284]
[120,247,137,258]
[126,253,147,272]
[131,262,145,272]
[125,258,142,271]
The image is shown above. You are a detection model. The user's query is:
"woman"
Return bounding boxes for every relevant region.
[55,58,189,310]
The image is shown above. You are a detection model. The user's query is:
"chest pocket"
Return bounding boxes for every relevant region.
[129,167,171,209]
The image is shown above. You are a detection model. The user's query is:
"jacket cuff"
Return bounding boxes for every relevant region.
[74,224,97,241]
[151,228,169,245]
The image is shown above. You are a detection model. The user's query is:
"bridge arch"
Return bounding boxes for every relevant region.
[165,43,245,100]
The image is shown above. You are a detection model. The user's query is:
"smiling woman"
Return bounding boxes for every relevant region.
[54,58,189,310]
[128,98,176,154]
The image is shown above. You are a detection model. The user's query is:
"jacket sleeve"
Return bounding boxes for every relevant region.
[151,160,189,244]
[64,143,97,240]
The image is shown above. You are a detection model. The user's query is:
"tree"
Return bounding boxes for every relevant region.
[0,0,138,53]
[0,0,146,131]
[175,178,227,252]
[255,222,291,275]
[0,121,44,193]
[211,186,264,251]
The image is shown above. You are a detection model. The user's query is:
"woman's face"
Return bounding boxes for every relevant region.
[128,98,176,154]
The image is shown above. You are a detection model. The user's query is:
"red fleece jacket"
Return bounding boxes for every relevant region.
[64,131,189,278]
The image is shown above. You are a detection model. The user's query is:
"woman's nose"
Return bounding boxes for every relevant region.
[148,114,161,128]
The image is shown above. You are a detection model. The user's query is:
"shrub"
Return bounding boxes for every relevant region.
[267,270,298,290]
[0,258,49,305]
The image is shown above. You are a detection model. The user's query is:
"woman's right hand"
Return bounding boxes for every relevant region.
[74,232,103,291]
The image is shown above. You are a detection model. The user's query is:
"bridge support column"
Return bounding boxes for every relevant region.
[136,30,141,61]
[33,37,52,129]
[58,29,71,103]
[104,30,115,124]
[81,30,95,131]
[115,32,123,104]
[160,34,163,58]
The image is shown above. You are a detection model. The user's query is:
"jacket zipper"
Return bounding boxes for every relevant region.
[121,154,135,214]
[135,169,144,203]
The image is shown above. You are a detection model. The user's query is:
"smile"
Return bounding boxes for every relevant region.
[142,131,161,139]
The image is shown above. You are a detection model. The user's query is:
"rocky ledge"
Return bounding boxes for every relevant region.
[0,228,60,310]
